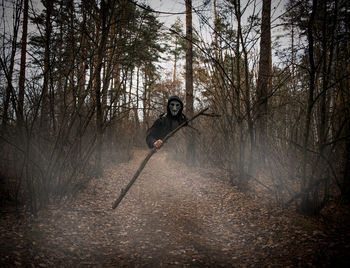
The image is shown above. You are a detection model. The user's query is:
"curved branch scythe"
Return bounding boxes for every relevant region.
[112,107,219,210]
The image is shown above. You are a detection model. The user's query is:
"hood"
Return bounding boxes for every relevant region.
[167,95,184,118]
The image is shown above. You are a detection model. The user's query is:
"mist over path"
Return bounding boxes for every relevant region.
[0,149,347,266]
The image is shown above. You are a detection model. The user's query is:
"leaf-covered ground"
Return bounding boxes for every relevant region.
[1,149,349,267]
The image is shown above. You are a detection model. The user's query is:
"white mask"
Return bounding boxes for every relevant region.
[169,100,181,117]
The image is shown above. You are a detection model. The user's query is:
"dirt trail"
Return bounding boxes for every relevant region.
[0,149,347,267]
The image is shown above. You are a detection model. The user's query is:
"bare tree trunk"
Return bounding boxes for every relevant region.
[213,0,219,77]
[234,0,245,182]
[146,72,151,120]
[173,45,177,84]
[143,68,148,125]
[300,0,318,215]
[17,0,37,213]
[94,0,112,176]
[77,1,87,105]
[256,0,271,160]
[318,0,336,152]
[41,0,53,133]
[288,21,296,147]
[67,0,75,109]
[185,0,194,164]
[234,0,255,185]
[135,66,140,126]
[128,70,133,120]
[102,34,115,119]
[1,0,21,133]
[112,0,125,118]
[17,0,29,130]
[291,22,296,93]
[121,70,128,117]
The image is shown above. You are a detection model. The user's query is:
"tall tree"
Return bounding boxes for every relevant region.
[300,0,317,215]
[40,0,53,132]
[17,0,29,130]
[256,0,272,158]
[169,17,185,85]
[185,0,194,164]
[1,0,22,133]
[94,0,114,175]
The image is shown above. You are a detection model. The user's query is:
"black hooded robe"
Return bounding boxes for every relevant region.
[146,96,187,149]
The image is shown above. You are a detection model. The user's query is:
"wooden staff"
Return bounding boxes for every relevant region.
[112,107,218,209]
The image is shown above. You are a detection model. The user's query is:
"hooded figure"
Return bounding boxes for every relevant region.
[146,95,187,149]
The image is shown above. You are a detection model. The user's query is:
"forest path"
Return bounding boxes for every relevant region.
[1,149,342,267]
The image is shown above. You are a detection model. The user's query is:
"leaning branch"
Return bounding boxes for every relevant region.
[112,107,216,210]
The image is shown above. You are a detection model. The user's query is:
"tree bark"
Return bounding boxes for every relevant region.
[234,0,255,182]
[300,0,318,215]
[173,44,177,84]
[94,0,112,176]
[127,70,133,120]
[256,0,272,158]
[40,0,53,133]
[77,0,87,110]
[185,0,194,164]
[213,0,219,77]
[234,0,244,181]
[17,0,29,130]
[1,0,21,133]
[135,66,140,126]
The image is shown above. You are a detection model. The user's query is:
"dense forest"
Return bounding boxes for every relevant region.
[0,0,349,266]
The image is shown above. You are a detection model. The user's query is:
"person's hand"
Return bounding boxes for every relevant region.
[153,139,163,149]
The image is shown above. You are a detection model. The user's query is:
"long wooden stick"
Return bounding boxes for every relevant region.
[112,107,210,209]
